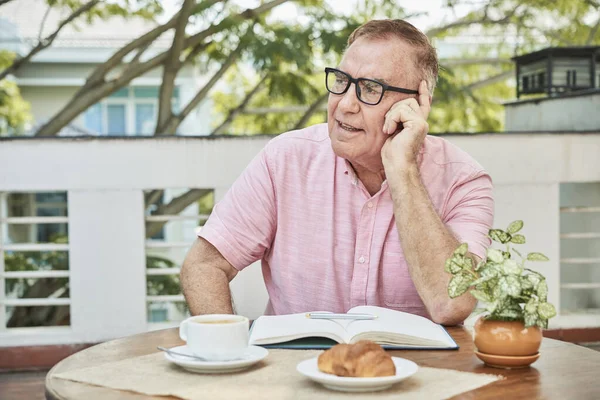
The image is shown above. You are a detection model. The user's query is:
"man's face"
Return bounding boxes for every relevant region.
[327,37,419,169]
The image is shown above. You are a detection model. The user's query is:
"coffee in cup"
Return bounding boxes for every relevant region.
[179,314,249,361]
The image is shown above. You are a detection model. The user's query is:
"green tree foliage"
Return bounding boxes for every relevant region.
[211,0,600,134]
[2,0,598,136]
[0,0,163,134]
[0,50,30,134]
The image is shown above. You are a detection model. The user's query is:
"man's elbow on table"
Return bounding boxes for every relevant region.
[428,296,477,326]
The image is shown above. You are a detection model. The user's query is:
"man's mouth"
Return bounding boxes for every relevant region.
[336,120,362,132]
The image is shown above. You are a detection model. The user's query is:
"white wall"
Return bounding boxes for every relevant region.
[69,190,148,342]
[20,86,84,128]
[1,132,600,345]
[505,91,600,132]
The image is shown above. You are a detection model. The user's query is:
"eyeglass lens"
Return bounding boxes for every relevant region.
[326,69,384,105]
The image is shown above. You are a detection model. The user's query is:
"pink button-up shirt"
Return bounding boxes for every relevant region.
[199,123,494,317]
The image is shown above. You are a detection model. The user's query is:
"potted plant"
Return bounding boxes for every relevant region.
[445,220,557,369]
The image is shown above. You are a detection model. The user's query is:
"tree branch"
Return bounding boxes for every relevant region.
[0,0,102,81]
[145,189,164,208]
[519,22,576,46]
[35,0,288,137]
[82,9,180,91]
[209,74,267,135]
[426,4,520,37]
[35,45,174,136]
[39,4,52,42]
[145,189,212,238]
[465,69,513,91]
[156,34,248,135]
[293,93,328,130]
[586,15,600,45]
[183,0,290,49]
[156,0,197,134]
[129,41,152,65]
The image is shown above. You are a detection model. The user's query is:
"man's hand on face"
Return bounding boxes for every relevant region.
[380,80,431,170]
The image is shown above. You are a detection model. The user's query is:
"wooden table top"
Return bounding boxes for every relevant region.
[45,326,600,400]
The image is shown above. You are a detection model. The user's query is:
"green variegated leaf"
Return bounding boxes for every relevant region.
[480,264,500,278]
[493,283,508,301]
[537,280,548,302]
[470,289,492,303]
[454,243,468,256]
[507,220,524,234]
[475,259,486,271]
[520,276,534,290]
[497,275,521,298]
[524,313,538,328]
[471,308,487,316]
[496,309,522,320]
[470,274,495,287]
[537,319,549,329]
[525,298,538,314]
[445,258,463,274]
[538,302,556,319]
[527,273,542,288]
[486,301,499,314]
[511,234,526,244]
[448,272,474,298]
[527,252,549,261]
[504,300,523,312]
[464,257,473,269]
[501,259,523,275]
[489,229,510,244]
[487,248,504,263]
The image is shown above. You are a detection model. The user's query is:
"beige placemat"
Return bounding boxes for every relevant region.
[55,349,503,400]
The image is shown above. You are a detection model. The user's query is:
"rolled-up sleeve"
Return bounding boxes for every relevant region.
[199,145,277,271]
[443,171,495,260]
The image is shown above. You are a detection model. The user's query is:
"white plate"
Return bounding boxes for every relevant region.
[296,356,418,392]
[164,345,268,374]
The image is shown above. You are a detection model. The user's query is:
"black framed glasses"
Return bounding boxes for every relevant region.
[325,67,418,105]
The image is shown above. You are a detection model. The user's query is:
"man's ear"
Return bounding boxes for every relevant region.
[428,95,433,106]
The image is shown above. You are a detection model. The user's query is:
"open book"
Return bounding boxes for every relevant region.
[249,306,458,350]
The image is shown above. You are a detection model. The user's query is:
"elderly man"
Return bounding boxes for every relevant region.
[181,19,494,325]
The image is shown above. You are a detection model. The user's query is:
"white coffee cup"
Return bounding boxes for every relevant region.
[179,314,249,361]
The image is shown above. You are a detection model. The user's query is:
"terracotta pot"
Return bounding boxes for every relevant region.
[473,317,542,357]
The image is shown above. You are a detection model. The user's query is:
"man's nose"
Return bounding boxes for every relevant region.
[338,83,360,113]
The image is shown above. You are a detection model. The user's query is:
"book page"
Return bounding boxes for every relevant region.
[345,306,454,347]
[249,312,351,345]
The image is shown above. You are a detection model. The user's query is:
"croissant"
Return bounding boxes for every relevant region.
[317,340,396,377]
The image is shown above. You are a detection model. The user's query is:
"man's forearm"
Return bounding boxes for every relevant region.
[387,163,476,325]
[181,264,234,315]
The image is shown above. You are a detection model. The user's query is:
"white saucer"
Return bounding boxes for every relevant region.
[296,356,418,392]
[164,345,268,374]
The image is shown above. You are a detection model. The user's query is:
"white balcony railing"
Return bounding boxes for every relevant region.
[1,132,600,347]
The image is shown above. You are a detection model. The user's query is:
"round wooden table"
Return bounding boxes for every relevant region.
[45,326,600,399]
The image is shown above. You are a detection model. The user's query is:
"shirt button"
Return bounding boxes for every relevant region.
[367,202,374,208]
[358,256,366,264]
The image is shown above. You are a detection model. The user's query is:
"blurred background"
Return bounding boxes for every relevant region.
[0,0,599,393]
